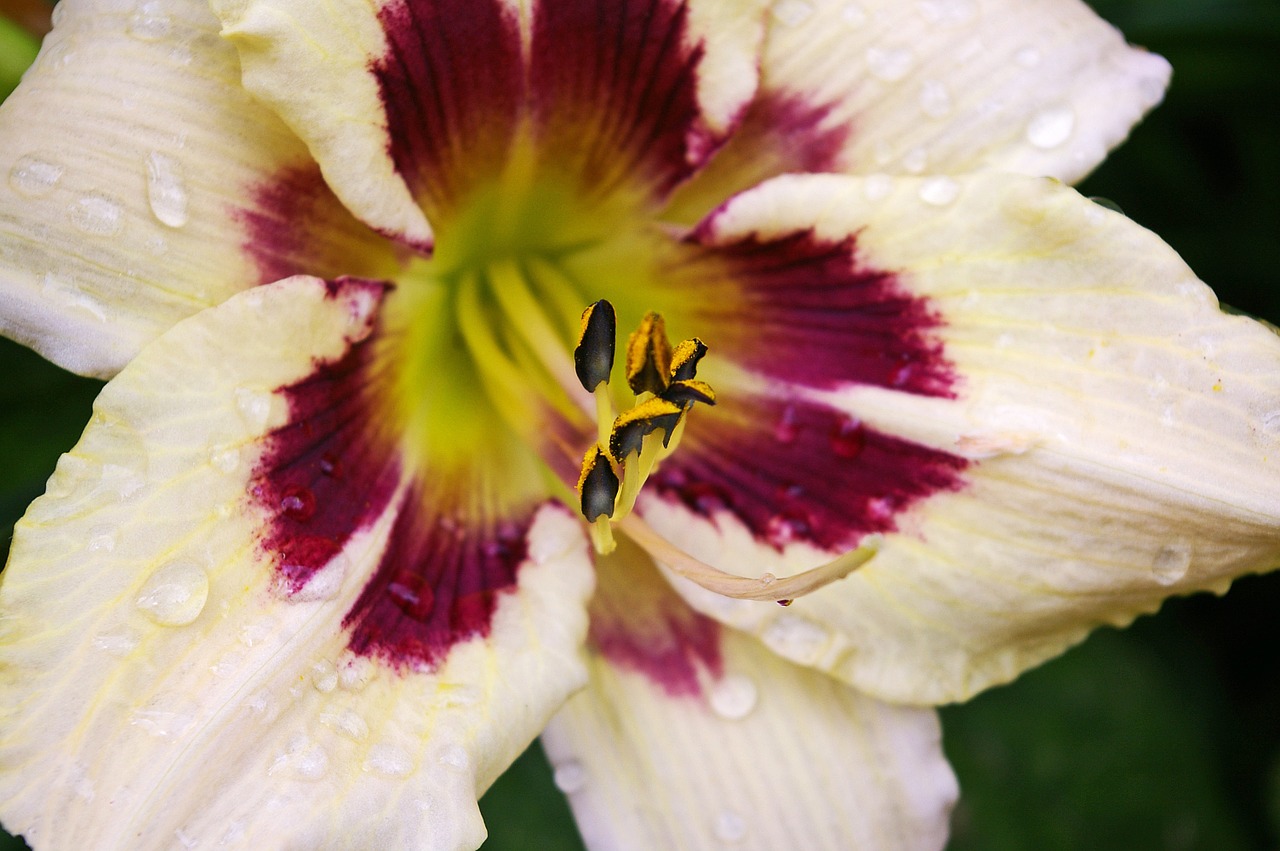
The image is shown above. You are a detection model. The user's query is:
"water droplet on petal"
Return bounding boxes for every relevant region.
[145,151,189,228]
[280,486,316,522]
[388,574,435,620]
[553,760,587,793]
[270,734,330,781]
[87,524,118,552]
[709,674,758,720]
[918,176,960,207]
[773,404,799,444]
[438,744,470,772]
[830,417,866,459]
[128,1,173,41]
[244,690,281,724]
[765,509,811,548]
[93,629,141,657]
[240,615,279,647]
[365,743,415,778]
[1152,540,1192,585]
[69,193,124,236]
[762,614,830,666]
[917,0,975,25]
[771,0,814,27]
[9,154,64,197]
[310,660,338,693]
[131,697,197,740]
[1015,46,1042,68]
[866,47,914,82]
[234,387,272,430]
[841,3,867,26]
[1026,105,1076,149]
[863,174,894,200]
[208,444,240,474]
[902,146,928,173]
[919,80,952,118]
[319,708,369,741]
[713,809,747,844]
[339,657,375,692]
[136,560,209,626]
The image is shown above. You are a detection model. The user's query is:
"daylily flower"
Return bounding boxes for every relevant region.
[1,0,1278,849]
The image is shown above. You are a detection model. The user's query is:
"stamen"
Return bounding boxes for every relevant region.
[620,516,883,603]
[574,300,617,392]
[625,312,673,395]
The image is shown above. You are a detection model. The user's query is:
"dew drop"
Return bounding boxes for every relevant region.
[773,404,799,444]
[1026,105,1076,149]
[917,0,976,25]
[245,690,281,724]
[713,810,747,844]
[841,3,867,26]
[438,744,470,772]
[280,486,316,522]
[208,444,240,474]
[128,1,173,41]
[709,674,758,721]
[863,174,894,201]
[830,416,866,459]
[145,151,189,228]
[288,554,348,603]
[87,524,118,552]
[1015,46,1042,68]
[69,193,125,236]
[339,657,375,692]
[240,615,279,647]
[234,387,272,430]
[319,708,369,741]
[771,0,814,27]
[310,660,338,693]
[1260,410,1280,435]
[9,154,64,197]
[210,649,245,679]
[1152,541,1192,585]
[388,575,435,620]
[762,614,830,666]
[765,510,811,548]
[270,734,330,781]
[131,698,197,740]
[93,629,141,657]
[919,79,952,118]
[365,743,415,778]
[918,176,960,207]
[902,146,928,173]
[866,46,913,82]
[318,452,342,478]
[553,761,587,794]
[136,560,209,626]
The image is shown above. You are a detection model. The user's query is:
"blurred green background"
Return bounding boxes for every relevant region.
[1,0,1278,849]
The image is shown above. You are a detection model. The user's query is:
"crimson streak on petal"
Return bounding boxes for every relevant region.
[530,0,710,201]
[375,0,523,217]
[251,283,537,669]
[651,397,968,552]
[677,230,956,397]
[590,538,723,697]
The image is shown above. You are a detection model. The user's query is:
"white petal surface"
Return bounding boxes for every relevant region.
[0,0,393,378]
[766,0,1169,179]
[647,172,1280,705]
[669,0,1169,219]
[0,276,594,850]
[542,545,956,851]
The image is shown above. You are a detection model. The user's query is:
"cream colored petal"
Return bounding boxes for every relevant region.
[541,546,956,850]
[0,0,394,378]
[646,172,1280,705]
[210,0,433,249]
[767,0,1169,179]
[668,0,1168,219]
[0,276,594,850]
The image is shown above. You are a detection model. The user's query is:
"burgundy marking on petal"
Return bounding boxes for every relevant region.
[251,311,402,595]
[649,396,967,552]
[590,539,722,697]
[674,229,956,397]
[238,164,396,285]
[342,485,538,669]
[375,0,523,217]
[530,0,711,201]
[665,89,851,223]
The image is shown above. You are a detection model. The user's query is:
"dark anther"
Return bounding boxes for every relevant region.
[669,338,708,382]
[609,397,682,460]
[574,300,617,392]
[578,445,620,522]
[661,379,716,408]
[625,312,673,396]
